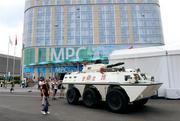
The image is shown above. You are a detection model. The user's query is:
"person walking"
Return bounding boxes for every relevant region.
[0,81,3,87]
[59,80,65,98]
[52,79,58,100]
[10,81,15,93]
[39,79,44,104]
[41,79,50,115]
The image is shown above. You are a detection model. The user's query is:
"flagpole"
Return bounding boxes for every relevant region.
[6,37,10,81]
[13,45,16,81]
[12,36,17,81]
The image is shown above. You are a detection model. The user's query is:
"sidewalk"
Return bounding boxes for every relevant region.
[0,84,39,93]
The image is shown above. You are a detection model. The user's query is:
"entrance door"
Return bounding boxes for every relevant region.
[55,73,66,80]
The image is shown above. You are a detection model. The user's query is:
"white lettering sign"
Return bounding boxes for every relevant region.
[76,47,86,59]
[51,48,64,61]
[51,47,87,62]
[66,48,75,59]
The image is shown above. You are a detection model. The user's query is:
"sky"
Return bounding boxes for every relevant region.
[0,0,179,57]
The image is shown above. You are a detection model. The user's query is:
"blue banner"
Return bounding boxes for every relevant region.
[49,66,83,73]
[24,67,34,73]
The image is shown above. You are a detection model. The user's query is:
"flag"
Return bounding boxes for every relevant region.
[15,35,17,46]
[9,36,13,45]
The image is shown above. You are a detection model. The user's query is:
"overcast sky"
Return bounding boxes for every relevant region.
[0,0,179,57]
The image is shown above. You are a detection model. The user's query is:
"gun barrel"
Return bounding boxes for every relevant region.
[107,62,124,68]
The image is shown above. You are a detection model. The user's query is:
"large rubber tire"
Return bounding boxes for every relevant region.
[133,98,149,106]
[66,87,80,105]
[106,88,128,113]
[83,88,99,107]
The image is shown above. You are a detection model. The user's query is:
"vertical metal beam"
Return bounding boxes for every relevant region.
[46,48,50,61]
[46,67,49,79]
[114,5,122,44]
[39,0,43,5]
[127,5,134,44]
[21,50,24,81]
[50,0,56,45]
[72,0,76,4]
[34,67,38,80]
[35,47,39,63]
[92,4,100,44]
[32,8,38,46]
[137,0,143,3]
[60,0,64,5]
[60,0,67,45]
[31,0,34,6]
[63,6,68,45]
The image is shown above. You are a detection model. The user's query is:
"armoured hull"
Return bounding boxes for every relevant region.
[62,63,162,112]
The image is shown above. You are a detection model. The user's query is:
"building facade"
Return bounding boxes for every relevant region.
[0,54,21,77]
[23,0,164,79]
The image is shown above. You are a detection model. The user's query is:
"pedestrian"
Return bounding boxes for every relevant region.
[0,81,3,87]
[52,79,58,100]
[10,81,15,93]
[3,80,7,88]
[59,80,65,98]
[41,79,50,115]
[39,79,44,102]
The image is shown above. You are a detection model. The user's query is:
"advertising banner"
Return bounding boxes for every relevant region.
[23,44,129,66]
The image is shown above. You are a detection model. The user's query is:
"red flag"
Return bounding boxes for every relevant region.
[15,36,17,46]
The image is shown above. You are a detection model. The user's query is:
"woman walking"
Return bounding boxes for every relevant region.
[41,79,50,115]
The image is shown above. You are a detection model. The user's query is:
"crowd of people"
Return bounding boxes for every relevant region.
[0,80,15,93]
[38,77,65,100]
[38,77,65,115]
[0,76,66,115]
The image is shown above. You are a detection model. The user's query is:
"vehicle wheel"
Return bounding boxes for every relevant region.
[106,88,128,113]
[133,98,148,106]
[66,87,80,105]
[83,88,98,107]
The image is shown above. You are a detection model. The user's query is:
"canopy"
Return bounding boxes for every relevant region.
[109,45,180,99]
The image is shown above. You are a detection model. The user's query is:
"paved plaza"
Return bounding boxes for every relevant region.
[0,86,180,121]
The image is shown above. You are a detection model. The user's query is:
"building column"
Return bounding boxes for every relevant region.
[72,0,76,4]
[32,8,38,46]
[39,0,43,5]
[60,0,68,45]
[35,47,39,63]
[50,0,56,45]
[21,50,25,80]
[34,67,38,81]
[92,1,100,44]
[60,0,64,4]
[45,68,49,79]
[114,5,122,44]
[127,5,134,44]
[63,6,68,45]
[46,48,50,61]
[137,0,143,3]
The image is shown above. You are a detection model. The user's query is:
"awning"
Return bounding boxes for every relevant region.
[24,56,109,67]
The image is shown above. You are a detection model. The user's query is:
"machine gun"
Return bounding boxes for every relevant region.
[107,62,124,68]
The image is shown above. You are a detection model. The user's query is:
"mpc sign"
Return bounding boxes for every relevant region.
[51,47,89,62]
[23,45,113,66]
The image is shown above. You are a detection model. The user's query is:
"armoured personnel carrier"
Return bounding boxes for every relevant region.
[62,62,162,112]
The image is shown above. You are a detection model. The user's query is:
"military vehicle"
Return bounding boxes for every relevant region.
[62,62,162,112]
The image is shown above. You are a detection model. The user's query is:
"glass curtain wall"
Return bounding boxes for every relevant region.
[24,0,163,47]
